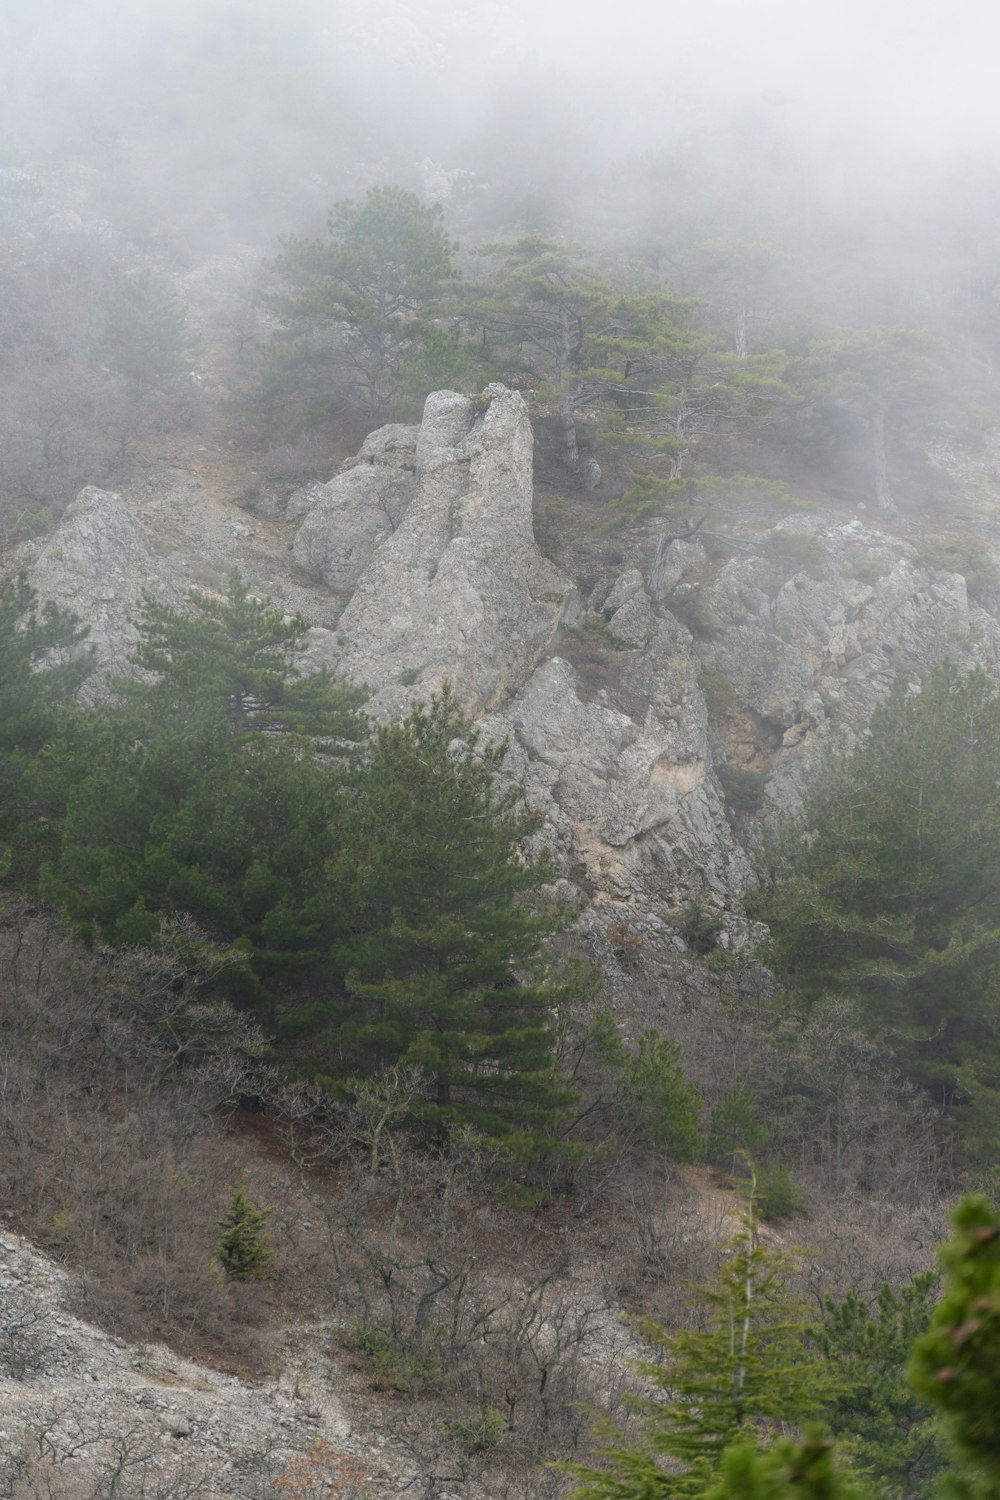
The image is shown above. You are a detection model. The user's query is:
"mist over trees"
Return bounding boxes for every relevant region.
[4,4,1000,1495]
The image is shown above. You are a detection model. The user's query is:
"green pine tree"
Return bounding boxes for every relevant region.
[566,1182,838,1499]
[42,575,366,1008]
[748,663,1000,1162]
[334,686,582,1145]
[216,1184,274,1281]
[0,573,92,755]
[95,268,195,394]
[126,571,366,742]
[819,1275,945,1497]
[702,1431,874,1499]
[0,574,91,877]
[908,1195,1000,1498]
[262,185,460,425]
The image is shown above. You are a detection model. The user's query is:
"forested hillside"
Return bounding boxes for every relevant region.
[3,2,1000,1497]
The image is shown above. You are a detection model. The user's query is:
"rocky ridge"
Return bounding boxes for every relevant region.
[18,388,1000,942]
[0,1228,356,1500]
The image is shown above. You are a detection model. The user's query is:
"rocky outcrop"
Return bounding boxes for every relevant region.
[491,638,751,916]
[17,400,1000,941]
[311,386,580,717]
[664,516,1000,819]
[290,423,419,591]
[0,1226,353,1494]
[21,486,182,701]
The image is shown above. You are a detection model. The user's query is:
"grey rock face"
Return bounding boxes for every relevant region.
[20,402,1000,931]
[23,487,182,700]
[692,517,1000,821]
[327,386,579,717]
[291,464,417,592]
[490,614,753,913]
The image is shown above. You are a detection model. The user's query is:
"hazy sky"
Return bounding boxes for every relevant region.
[2,0,999,230]
[5,0,1000,154]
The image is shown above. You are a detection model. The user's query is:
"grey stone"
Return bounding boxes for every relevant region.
[22,486,183,702]
[291,463,417,591]
[326,386,578,717]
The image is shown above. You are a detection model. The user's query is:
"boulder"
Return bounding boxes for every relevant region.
[23,487,182,701]
[325,386,579,716]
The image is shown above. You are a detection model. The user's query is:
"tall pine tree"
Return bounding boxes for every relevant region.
[334,687,580,1145]
[566,1182,838,1499]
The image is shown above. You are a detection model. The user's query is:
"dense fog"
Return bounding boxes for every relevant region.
[3,0,1000,244]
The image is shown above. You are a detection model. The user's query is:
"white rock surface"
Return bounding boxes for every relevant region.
[327,386,579,717]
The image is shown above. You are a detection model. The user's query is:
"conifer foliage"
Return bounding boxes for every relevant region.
[216,1184,274,1281]
[749,663,1000,1161]
[909,1195,1000,1498]
[337,687,580,1143]
[567,1181,835,1499]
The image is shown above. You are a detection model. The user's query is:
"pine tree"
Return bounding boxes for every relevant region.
[702,1431,874,1499]
[216,1184,274,1281]
[908,1195,1000,1498]
[0,573,91,754]
[819,1275,945,1497]
[567,1183,837,1499]
[263,185,459,424]
[95,269,195,394]
[43,575,366,1006]
[335,687,581,1144]
[126,571,366,742]
[0,574,91,876]
[749,663,1000,1161]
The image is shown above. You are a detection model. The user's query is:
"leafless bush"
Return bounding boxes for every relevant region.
[0,903,278,1359]
[8,1406,221,1500]
[0,1286,56,1379]
[282,1129,630,1483]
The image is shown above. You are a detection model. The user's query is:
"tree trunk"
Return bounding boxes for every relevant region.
[871,404,896,513]
[559,306,580,475]
[734,296,749,361]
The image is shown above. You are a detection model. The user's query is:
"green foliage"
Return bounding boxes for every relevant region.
[0,575,92,876]
[216,1183,273,1281]
[0,573,92,754]
[587,1012,704,1164]
[125,571,367,741]
[336,687,581,1145]
[345,1321,447,1396]
[263,185,460,424]
[763,531,827,582]
[95,269,195,393]
[447,1406,508,1453]
[680,901,724,955]
[706,1084,771,1168]
[819,1273,944,1498]
[908,1195,1000,1497]
[700,668,739,719]
[754,1163,807,1222]
[42,574,366,1004]
[566,1187,837,1498]
[716,764,767,817]
[749,663,1000,1160]
[797,327,941,510]
[702,1430,874,1499]
[599,474,791,535]
[913,535,1000,606]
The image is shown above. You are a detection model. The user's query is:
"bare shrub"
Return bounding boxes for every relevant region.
[0,903,278,1361]
[278,1111,632,1485]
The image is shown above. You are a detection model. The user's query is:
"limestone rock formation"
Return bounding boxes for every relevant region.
[317,386,580,717]
[675,517,1000,819]
[290,423,419,591]
[489,609,752,926]
[21,486,182,701]
[16,397,1000,940]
